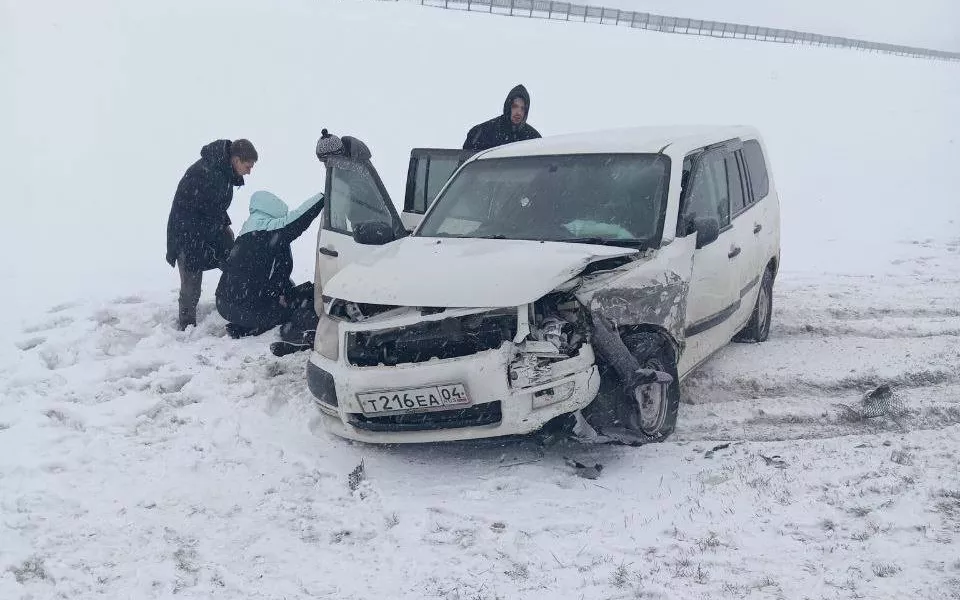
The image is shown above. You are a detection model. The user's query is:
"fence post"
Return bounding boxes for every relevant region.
[509,0,514,15]
[548,1,553,19]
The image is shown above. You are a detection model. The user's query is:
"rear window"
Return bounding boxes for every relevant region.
[743,140,769,201]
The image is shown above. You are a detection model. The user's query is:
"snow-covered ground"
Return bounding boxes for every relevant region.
[3,1,959,598]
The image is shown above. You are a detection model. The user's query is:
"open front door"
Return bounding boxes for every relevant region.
[401,148,476,231]
[314,135,407,297]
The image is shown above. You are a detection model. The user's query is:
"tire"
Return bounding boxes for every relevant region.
[734,268,774,343]
[617,332,681,443]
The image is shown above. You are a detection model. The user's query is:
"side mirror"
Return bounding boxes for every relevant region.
[353,221,398,245]
[693,217,720,249]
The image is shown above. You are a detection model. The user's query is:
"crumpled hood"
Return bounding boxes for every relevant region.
[324,237,639,308]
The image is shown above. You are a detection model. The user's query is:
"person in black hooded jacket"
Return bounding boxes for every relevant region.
[463,84,542,151]
[166,138,258,330]
[216,190,324,343]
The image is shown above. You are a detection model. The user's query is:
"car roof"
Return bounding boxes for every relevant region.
[475,125,761,159]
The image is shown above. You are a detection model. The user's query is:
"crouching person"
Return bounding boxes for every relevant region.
[216,190,324,354]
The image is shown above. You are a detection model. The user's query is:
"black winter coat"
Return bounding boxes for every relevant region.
[463,84,542,151]
[215,192,324,328]
[166,140,244,272]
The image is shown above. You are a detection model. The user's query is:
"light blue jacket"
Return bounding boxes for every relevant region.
[239,191,324,236]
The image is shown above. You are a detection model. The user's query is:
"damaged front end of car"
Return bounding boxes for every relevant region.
[509,260,690,443]
[313,252,690,444]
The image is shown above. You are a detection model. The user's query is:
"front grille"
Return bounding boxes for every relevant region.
[348,402,502,432]
[346,310,517,367]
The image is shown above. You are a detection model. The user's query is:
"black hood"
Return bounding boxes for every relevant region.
[200,139,244,185]
[502,84,531,123]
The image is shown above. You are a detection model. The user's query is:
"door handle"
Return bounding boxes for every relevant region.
[728,246,741,259]
[753,223,762,234]
[318,246,339,257]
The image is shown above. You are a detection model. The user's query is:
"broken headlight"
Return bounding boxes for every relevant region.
[315,312,341,361]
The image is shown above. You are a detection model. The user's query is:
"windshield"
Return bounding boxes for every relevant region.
[415,153,670,246]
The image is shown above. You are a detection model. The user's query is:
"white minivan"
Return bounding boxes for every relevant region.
[306,126,780,444]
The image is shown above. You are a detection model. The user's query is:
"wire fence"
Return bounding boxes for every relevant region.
[388,0,960,62]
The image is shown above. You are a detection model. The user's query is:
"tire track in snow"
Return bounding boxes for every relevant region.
[679,256,960,444]
[675,384,960,442]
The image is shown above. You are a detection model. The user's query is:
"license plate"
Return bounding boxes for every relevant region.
[357,384,470,415]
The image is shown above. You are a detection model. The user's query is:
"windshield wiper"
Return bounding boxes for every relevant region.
[558,237,648,248]
[429,233,507,240]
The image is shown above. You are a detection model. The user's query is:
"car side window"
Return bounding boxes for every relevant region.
[680,152,731,233]
[412,158,428,214]
[742,140,770,202]
[727,154,747,215]
[328,165,394,234]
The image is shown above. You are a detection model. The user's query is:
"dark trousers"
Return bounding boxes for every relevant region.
[280,284,320,346]
[178,255,203,329]
[220,282,318,339]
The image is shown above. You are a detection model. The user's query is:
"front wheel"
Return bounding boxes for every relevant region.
[735,268,774,343]
[618,332,681,443]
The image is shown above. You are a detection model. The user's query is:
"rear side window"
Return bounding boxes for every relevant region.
[726,155,746,214]
[743,140,769,201]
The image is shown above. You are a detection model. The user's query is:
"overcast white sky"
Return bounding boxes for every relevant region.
[588,0,960,51]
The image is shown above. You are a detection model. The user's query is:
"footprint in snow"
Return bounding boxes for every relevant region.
[92,309,120,326]
[22,316,74,334]
[44,409,86,431]
[15,337,46,351]
[156,374,193,394]
[39,349,68,370]
[48,301,79,314]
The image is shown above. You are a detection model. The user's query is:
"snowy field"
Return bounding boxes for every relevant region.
[3,0,960,598]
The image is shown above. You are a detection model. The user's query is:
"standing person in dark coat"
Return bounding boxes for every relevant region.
[215,190,324,350]
[166,138,258,330]
[463,84,541,151]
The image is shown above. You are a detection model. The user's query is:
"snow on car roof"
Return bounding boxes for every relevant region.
[476,125,761,159]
